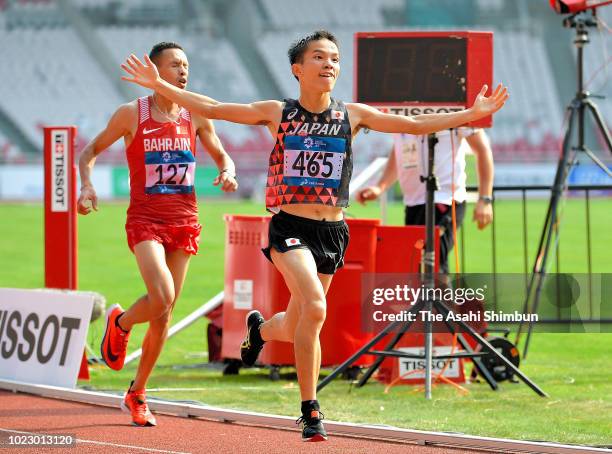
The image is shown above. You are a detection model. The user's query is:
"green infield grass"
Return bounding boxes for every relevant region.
[1,198,610,446]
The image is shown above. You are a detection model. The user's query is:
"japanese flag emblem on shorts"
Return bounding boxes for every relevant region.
[285,238,301,247]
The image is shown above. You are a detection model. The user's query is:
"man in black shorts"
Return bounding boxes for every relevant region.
[121,29,508,442]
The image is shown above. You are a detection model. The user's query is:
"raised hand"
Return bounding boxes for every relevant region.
[471,83,509,118]
[121,54,160,90]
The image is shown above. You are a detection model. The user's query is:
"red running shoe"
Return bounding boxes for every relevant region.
[100,304,130,371]
[121,382,157,427]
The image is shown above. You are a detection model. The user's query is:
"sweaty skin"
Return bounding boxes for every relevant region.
[79,47,238,395]
[120,37,508,408]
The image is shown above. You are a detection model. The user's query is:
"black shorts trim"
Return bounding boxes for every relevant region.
[262,210,350,275]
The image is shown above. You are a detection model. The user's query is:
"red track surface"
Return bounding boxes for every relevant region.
[0,391,482,453]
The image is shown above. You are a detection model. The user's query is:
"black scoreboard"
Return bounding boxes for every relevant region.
[354,31,493,127]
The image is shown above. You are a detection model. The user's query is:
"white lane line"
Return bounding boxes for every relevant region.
[77,439,191,453]
[145,387,266,392]
[0,428,191,454]
[2,379,607,454]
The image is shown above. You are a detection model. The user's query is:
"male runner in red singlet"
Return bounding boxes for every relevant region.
[121,30,508,441]
[78,42,237,427]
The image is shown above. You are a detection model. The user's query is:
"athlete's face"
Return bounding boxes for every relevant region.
[154,48,189,89]
[292,39,340,92]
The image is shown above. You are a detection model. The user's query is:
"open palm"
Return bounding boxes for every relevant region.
[121,54,160,90]
[472,83,509,117]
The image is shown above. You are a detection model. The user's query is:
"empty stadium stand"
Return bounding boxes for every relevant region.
[0,0,608,168]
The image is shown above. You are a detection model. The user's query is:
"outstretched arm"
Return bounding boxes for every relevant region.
[121,55,280,126]
[349,84,508,135]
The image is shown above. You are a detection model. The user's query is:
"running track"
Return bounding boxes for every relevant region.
[0,391,482,453]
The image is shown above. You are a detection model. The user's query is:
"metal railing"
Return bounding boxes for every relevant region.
[461,184,612,324]
[348,158,610,325]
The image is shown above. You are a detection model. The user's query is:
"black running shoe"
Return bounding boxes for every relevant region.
[296,410,328,442]
[240,310,265,366]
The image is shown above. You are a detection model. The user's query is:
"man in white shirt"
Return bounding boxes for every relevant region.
[357,128,494,273]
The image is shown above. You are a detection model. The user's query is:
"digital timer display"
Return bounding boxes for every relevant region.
[354,31,493,127]
[356,37,466,104]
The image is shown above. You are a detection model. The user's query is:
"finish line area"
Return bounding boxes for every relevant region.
[0,379,607,454]
[1,1,611,451]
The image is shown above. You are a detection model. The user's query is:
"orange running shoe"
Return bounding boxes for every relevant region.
[121,382,157,427]
[100,304,130,371]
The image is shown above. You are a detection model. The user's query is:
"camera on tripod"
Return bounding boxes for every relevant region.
[549,0,612,14]
[518,0,612,357]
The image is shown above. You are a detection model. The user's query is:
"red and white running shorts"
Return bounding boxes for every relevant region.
[125,222,202,255]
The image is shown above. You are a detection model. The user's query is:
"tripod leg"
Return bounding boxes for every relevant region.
[356,322,409,387]
[516,216,551,343]
[436,303,548,396]
[582,147,612,178]
[521,105,577,358]
[471,328,547,396]
[317,319,402,392]
[516,177,562,342]
[455,333,498,390]
[517,105,576,344]
[585,99,612,156]
[357,300,425,387]
[440,314,499,390]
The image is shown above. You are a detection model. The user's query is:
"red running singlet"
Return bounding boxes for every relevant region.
[125,96,198,225]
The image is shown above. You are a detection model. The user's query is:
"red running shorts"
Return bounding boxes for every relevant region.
[125,222,202,255]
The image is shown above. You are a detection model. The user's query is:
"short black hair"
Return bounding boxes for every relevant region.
[288,30,338,66]
[149,42,184,64]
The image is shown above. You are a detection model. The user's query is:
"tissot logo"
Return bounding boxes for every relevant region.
[51,130,68,212]
[0,310,81,366]
[377,106,465,116]
[0,289,94,388]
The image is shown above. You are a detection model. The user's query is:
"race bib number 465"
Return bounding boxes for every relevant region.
[145,150,196,194]
[283,136,346,188]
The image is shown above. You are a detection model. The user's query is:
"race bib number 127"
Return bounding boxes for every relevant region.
[145,150,196,194]
[283,136,346,188]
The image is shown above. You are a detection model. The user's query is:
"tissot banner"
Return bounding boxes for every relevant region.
[0,288,93,388]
